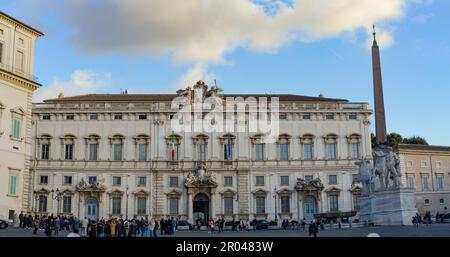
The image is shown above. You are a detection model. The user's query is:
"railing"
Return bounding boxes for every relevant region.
[0,62,39,82]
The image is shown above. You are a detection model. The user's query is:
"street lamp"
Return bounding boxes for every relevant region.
[125,185,129,220]
[51,188,64,215]
[269,174,278,223]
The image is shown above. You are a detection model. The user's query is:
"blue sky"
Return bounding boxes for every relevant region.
[2,0,450,145]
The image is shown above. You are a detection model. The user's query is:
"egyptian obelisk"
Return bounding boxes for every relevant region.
[371,25,387,144]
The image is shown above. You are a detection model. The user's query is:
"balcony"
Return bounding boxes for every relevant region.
[0,62,39,82]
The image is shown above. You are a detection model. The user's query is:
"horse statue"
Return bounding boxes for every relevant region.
[373,148,388,190]
[355,159,375,195]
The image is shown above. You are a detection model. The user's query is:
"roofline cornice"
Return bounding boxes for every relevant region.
[0,11,44,37]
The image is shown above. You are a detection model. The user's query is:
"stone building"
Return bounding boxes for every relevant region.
[30,81,372,225]
[397,144,450,216]
[0,12,43,221]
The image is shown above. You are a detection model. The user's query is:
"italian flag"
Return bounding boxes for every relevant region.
[171,131,176,160]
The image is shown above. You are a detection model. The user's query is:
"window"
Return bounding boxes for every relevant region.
[224,176,233,187]
[281,196,290,213]
[407,175,415,188]
[305,175,314,183]
[112,197,121,214]
[137,197,146,215]
[255,176,265,186]
[41,144,50,160]
[113,144,122,160]
[421,161,427,167]
[169,176,178,187]
[325,114,335,120]
[89,143,98,160]
[90,114,98,120]
[138,144,147,161]
[12,118,21,140]
[304,143,313,160]
[329,195,339,212]
[112,176,121,186]
[351,142,360,159]
[39,175,48,184]
[424,199,430,205]
[137,176,146,187]
[18,38,24,45]
[280,176,289,186]
[302,113,311,120]
[169,144,179,161]
[0,42,3,64]
[114,114,122,120]
[88,176,97,185]
[198,143,206,160]
[279,113,287,120]
[327,142,337,160]
[63,176,72,185]
[437,175,444,190]
[169,198,179,215]
[328,175,337,185]
[42,114,51,120]
[353,195,360,211]
[256,196,266,214]
[63,196,72,213]
[407,161,413,167]
[422,175,430,191]
[437,161,442,168]
[65,144,73,160]
[280,143,289,160]
[38,195,47,213]
[255,143,265,160]
[349,113,357,120]
[66,114,74,120]
[440,198,445,204]
[224,197,233,215]
[224,143,233,160]
[15,50,24,71]
[138,114,147,120]
[8,175,17,195]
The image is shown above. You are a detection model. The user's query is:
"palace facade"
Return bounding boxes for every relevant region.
[0,12,43,221]
[30,82,372,225]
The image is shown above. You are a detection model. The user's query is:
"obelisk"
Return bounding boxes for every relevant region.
[371,25,387,144]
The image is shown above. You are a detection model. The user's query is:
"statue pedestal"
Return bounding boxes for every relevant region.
[359,188,417,226]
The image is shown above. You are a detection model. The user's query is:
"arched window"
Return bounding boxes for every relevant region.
[193,134,209,161]
[109,134,125,161]
[323,134,339,160]
[277,134,292,161]
[134,134,150,161]
[300,134,315,161]
[85,134,101,161]
[61,134,77,160]
[346,134,361,159]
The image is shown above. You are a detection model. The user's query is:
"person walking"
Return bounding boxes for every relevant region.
[33,215,40,235]
[45,217,52,237]
[301,218,306,231]
[153,219,160,237]
[337,217,342,229]
[19,211,24,228]
[308,219,319,237]
[54,216,60,236]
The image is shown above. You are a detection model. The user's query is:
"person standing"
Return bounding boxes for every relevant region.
[337,217,342,229]
[33,215,40,235]
[308,219,319,237]
[54,216,60,236]
[153,219,160,237]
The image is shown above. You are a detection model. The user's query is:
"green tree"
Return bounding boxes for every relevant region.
[402,136,429,145]
[387,133,403,147]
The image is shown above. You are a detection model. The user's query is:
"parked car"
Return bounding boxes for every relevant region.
[0,219,8,229]
[177,220,193,230]
[255,220,269,230]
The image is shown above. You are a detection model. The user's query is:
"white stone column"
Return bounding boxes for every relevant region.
[188,193,193,223]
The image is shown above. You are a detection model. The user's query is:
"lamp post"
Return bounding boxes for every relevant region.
[126,184,129,220]
[274,185,278,223]
[51,188,63,215]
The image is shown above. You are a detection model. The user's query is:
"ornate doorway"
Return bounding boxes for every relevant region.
[303,196,317,221]
[85,197,99,220]
[193,193,209,226]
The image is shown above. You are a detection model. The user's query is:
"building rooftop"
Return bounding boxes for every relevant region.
[0,11,44,36]
[397,144,450,153]
[43,93,349,103]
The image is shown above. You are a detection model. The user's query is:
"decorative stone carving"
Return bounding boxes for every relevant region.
[76,178,107,192]
[295,177,324,192]
[185,163,218,188]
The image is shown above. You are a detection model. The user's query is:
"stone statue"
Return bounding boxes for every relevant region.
[373,148,388,190]
[355,159,376,195]
[176,86,193,100]
[207,85,223,97]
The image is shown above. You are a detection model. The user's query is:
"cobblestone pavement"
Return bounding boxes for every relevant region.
[1,224,449,237]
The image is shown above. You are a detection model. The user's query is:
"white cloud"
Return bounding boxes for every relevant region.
[33,69,111,102]
[51,0,410,64]
[172,63,216,92]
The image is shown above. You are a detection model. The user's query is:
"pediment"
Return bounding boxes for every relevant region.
[10,106,25,116]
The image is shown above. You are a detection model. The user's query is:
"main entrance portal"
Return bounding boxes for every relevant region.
[85,197,99,221]
[193,193,209,226]
[303,195,317,221]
